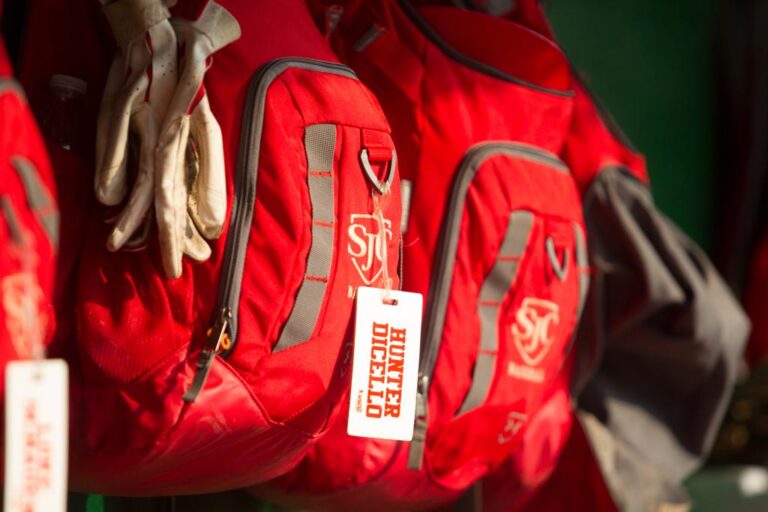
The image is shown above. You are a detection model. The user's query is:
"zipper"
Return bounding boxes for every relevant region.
[407,142,568,468]
[182,306,231,402]
[396,0,573,98]
[183,58,360,403]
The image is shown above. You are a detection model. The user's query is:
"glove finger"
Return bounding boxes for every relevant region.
[144,21,179,117]
[107,107,157,251]
[187,94,226,239]
[159,53,206,146]
[156,116,190,279]
[95,56,124,176]
[174,2,241,55]
[182,215,212,262]
[95,69,148,206]
[122,209,153,252]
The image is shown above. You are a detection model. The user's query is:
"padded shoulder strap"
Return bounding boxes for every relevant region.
[574,166,748,508]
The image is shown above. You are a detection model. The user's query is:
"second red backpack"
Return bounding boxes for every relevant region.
[252,1,587,509]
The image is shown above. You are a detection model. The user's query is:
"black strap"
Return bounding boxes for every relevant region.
[455,482,483,512]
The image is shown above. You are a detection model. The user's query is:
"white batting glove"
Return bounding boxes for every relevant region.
[154,1,240,278]
[95,0,178,265]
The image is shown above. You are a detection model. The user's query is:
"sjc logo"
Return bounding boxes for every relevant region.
[511,297,560,366]
[348,214,392,285]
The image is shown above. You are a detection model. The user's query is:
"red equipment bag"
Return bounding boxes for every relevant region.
[0,38,58,397]
[252,1,589,509]
[20,0,401,495]
[476,27,748,512]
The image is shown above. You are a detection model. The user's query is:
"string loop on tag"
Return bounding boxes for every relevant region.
[372,193,393,304]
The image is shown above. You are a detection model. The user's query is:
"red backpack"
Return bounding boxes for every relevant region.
[252,1,588,509]
[468,79,639,512]
[0,42,58,396]
[21,0,401,495]
[477,35,748,512]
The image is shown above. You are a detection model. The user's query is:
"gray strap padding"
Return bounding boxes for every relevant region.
[11,156,59,248]
[545,236,568,281]
[458,210,533,415]
[352,24,385,53]
[573,222,589,318]
[573,167,749,508]
[274,124,336,352]
[0,196,23,245]
[304,123,336,171]
[0,79,26,102]
[400,179,412,233]
[579,412,691,512]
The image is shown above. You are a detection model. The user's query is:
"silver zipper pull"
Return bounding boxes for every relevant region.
[407,374,429,470]
[182,307,232,403]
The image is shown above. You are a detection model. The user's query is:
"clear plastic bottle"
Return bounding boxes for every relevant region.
[40,74,87,152]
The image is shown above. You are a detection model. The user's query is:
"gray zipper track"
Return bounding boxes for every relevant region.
[397,0,574,98]
[217,58,359,357]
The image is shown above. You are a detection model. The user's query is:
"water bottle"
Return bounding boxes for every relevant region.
[40,74,87,152]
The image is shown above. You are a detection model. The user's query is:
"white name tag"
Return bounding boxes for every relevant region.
[348,287,422,441]
[4,360,68,512]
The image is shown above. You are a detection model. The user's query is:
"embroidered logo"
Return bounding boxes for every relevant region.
[510,297,560,367]
[348,214,392,285]
[498,411,527,445]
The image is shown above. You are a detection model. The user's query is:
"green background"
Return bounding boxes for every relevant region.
[549,3,768,511]
[549,0,717,250]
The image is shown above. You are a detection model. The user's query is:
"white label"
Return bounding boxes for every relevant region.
[4,360,68,512]
[348,287,422,441]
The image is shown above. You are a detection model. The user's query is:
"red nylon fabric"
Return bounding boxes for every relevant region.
[21,0,401,495]
[561,83,648,192]
[253,2,585,510]
[477,410,618,512]
[0,63,58,397]
[0,39,11,77]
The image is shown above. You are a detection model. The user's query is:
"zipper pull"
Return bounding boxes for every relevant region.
[407,374,429,470]
[182,307,232,403]
[325,4,344,37]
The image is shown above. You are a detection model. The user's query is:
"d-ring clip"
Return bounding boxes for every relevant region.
[360,148,397,195]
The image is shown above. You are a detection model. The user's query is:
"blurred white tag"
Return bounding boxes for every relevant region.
[348,287,422,441]
[4,360,68,512]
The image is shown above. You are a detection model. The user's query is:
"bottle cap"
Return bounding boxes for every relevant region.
[48,74,87,96]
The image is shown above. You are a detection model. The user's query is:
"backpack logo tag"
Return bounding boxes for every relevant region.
[5,359,69,512]
[348,214,392,285]
[510,297,560,367]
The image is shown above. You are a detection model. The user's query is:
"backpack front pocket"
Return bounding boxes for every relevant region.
[407,142,587,486]
[185,58,402,433]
